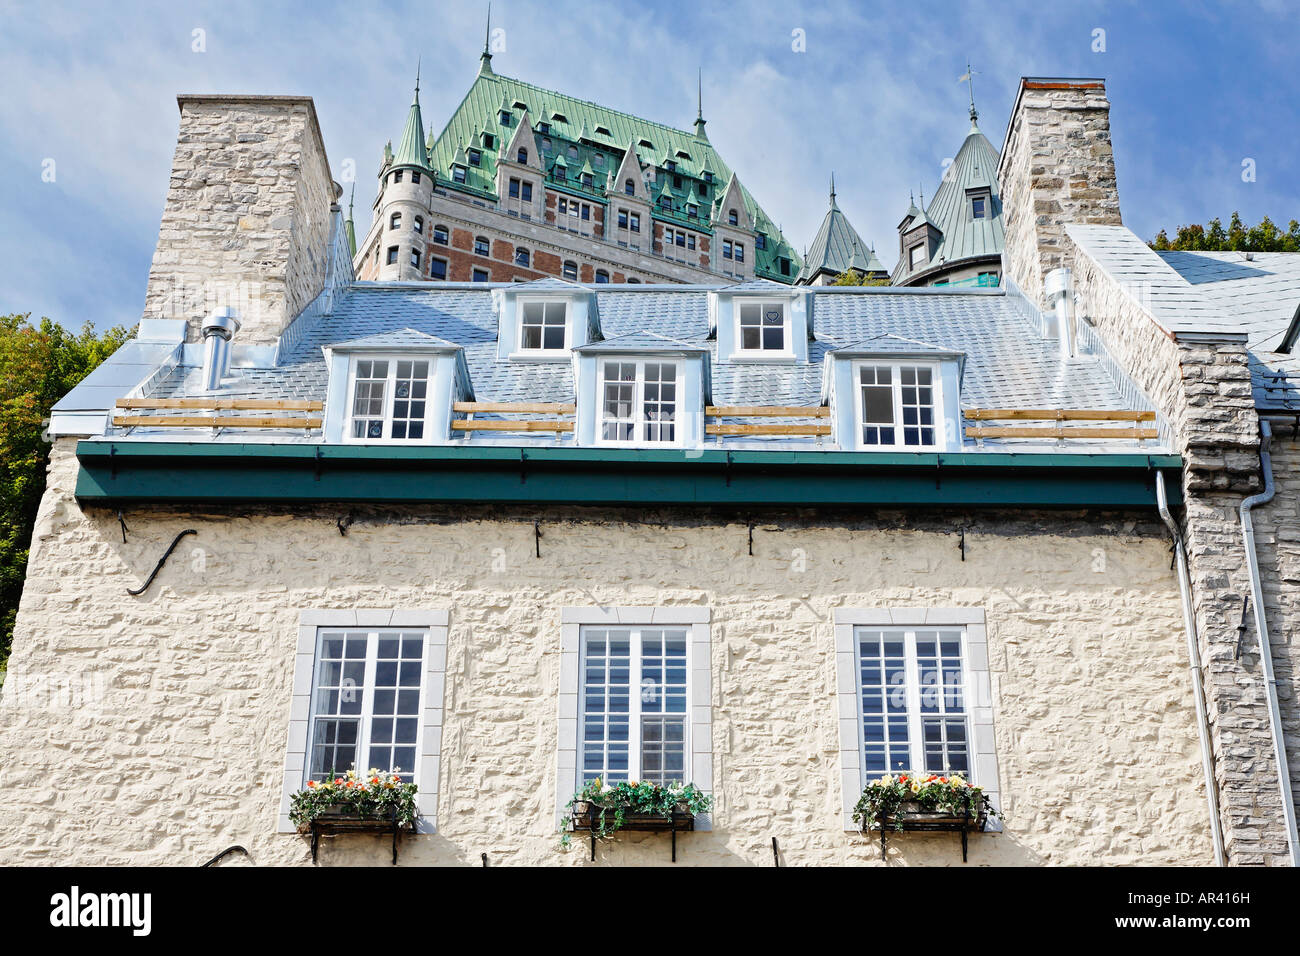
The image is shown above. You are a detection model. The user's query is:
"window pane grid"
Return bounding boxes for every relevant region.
[350,359,388,440]
[858,363,938,449]
[738,302,785,351]
[521,301,566,350]
[349,358,431,442]
[855,627,972,782]
[580,627,689,786]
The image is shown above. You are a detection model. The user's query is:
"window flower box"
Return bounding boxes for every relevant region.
[563,779,711,863]
[289,769,418,865]
[854,772,995,862]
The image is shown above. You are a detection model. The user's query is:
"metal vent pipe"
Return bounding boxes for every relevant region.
[201,307,241,391]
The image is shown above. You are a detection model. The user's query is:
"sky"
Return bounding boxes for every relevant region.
[0,0,1297,330]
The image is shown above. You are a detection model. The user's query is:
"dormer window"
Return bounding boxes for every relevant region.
[855,363,938,449]
[582,173,594,188]
[737,302,787,353]
[909,243,926,269]
[703,171,713,183]
[482,134,494,150]
[971,192,990,220]
[517,147,528,164]
[519,300,568,351]
[728,209,738,226]
[499,110,511,126]
[756,233,767,250]
[598,359,680,445]
[665,160,676,172]
[468,149,482,167]
[347,358,431,442]
[624,178,635,195]
[596,126,611,137]
[452,166,467,184]
[538,122,551,135]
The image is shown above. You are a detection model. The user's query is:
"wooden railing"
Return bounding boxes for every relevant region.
[451,401,575,435]
[964,408,1158,441]
[113,398,323,432]
[705,405,831,438]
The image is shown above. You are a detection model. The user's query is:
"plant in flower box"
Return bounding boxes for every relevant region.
[852,771,995,832]
[289,768,419,830]
[561,778,712,849]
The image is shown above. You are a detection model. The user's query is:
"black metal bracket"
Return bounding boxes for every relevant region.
[314,446,324,482]
[958,528,966,561]
[337,513,354,537]
[520,448,528,484]
[201,845,250,867]
[935,455,943,490]
[771,836,780,867]
[724,450,733,487]
[127,529,196,596]
[748,520,754,556]
[534,519,542,558]
[109,443,118,480]
[117,511,130,544]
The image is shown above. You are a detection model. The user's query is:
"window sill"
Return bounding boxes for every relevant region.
[727,352,798,364]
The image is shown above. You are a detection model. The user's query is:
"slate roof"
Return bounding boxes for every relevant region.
[141,281,1152,447]
[1068,224,1300,410]
[893,121,1005,283]
[326,328,461,351]
[413,67,801,281]
[799,186,887,282]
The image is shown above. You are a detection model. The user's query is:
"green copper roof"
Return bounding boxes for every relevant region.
[419,68,801,282]
[799,179,887,281]
[894,120,1004,283]
[392,82,431,171]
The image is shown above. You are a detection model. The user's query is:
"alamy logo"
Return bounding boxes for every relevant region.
[49,886,151,936]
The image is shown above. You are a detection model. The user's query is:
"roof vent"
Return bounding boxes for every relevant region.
[1044,268,1077,360]
[201,307,241,391]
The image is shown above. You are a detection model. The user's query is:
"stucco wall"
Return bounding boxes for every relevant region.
[0,441,1213,866]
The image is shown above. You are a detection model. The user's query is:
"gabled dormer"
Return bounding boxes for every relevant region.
[322,329,471,444]
[822,334,964,452]
[495,278,600,361]
[711,281,810,363]
[610,141,649,201]
[713,173,753,231]
[572,332,709,448]
[898,199,943,276]
[502,109,540,170]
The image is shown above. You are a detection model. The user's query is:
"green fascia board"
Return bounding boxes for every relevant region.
[74,441,1183,510]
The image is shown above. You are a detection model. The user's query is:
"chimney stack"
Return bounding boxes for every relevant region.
[142,95,335,347]
[997,78,1122,309]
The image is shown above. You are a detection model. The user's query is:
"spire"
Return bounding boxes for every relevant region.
[479,4,495,75]
[344,184,357,258]
[960,63,978,126]
[693,69,709,141]
[829,171,837,206]
[392,69,430,170]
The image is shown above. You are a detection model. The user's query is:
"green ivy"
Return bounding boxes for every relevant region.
[561,778,712,848]
[288,769,418,829]
[852,771,997,832]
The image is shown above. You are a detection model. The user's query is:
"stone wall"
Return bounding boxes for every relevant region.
[998,79,1122,310]
[1068,239,1287,864]
[1246,432,1300,833]
[142,95,336,346]
[0,441,1214,866]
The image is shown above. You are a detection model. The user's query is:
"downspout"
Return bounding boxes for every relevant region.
[1156,470,1225,866]
[1240,420,1300,866]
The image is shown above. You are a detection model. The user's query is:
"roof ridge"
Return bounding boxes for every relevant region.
[489,70,699,140]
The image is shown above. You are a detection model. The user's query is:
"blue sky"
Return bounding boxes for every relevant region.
[1,0,1296,330]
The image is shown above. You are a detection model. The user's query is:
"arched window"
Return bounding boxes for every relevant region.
[413,215,424,235]
[563,260,578,280]
[474,236,490,256]
[567,144,579,159]
[433,224,449,245]
[728,208,738,226]
[389,212,401,230]
[517,148,528,164]
[515,247,530,267]
[627,277,641,284]
[410,248,420,268]
[595,269,610,283]
[624,179,635,195]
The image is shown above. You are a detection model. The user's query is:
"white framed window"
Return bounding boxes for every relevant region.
[834,608,999,832]
[281,609,449,834]
[518,299,569,352]
[557,606,712,829]
[306,627,427,784]
[345,356,432,442]
[909,243,926,269]
[854,361,939,449]
[736,301,790,354]
[579,625,689,785]
[597,358,681,445]
[854,627,971,777]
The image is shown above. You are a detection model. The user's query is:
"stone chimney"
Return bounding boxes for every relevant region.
[996,78,1121,308]
[142,95,336,346]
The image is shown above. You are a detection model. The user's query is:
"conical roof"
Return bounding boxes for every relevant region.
[393,82,430,170]
[800,182,885,281]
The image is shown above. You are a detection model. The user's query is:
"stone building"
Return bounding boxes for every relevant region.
[0,73,1295,867]
[352,40,800,287]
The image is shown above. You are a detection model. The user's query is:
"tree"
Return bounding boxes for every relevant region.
[1151,213,1300,252]
[0,314,130,670]
[830,270,891,286]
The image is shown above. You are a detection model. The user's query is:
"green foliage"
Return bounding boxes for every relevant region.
[830,270,891,286]
[852,771,996,832]
[288,768,419,828]
[0,314,130,667]
[561,778,712,848]
[1150,213,1300,252]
